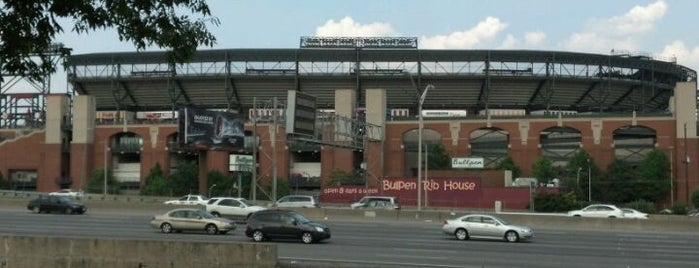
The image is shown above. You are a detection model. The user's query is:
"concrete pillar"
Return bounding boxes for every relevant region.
[69,95,96,191]
[331,89,355,173]
[672,81,698,203]
[365,88,386,186]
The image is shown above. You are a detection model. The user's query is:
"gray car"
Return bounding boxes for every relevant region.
[441,214,533,243]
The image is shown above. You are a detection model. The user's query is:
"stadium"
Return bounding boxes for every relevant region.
[0,37,697,208]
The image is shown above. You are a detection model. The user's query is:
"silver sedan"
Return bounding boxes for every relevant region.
[442,214,533,243]
[150,208,236,235]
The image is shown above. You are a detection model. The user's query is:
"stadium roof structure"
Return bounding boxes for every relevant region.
[66,48,697,115]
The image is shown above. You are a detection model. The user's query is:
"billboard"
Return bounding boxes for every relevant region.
[178,108,244,150]
[285,90,317,136]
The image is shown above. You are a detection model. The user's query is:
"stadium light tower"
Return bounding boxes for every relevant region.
[417,84,434,212]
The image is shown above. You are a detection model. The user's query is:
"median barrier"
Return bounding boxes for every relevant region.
[0,235,276,268]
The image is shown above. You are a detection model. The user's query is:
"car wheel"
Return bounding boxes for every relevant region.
[161,223,173,233]
[505,231,519,242]
[64,208,73,214]
[211,212,221,217]
[205,224,218,235]
[455,228,469,240]
[301,232,314,244]
[608,216,616,218]
[573,215,581,217]
[32,206,40,214]
[252,230,265,242]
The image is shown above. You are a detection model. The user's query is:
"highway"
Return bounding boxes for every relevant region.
[1,206,698,268]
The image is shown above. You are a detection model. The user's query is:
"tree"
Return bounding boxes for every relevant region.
[86,168,120,195]
[167,161,199,196]
[206,170,232,197]
[140,163,168,196]
[426,143,451,170]
[0,0,219,82]
[635,149,671,202]
[495,156,520,179]
[531,156,555,183]
[598,159,637,203]
[692,188,699,209]
[0,171,12,190]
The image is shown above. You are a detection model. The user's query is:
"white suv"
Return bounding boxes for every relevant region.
[205,197,265,220]
[273,195,320,208]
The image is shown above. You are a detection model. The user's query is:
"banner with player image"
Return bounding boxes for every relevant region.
[178,108,244,150]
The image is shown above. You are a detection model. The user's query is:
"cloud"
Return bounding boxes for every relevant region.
[498,31,546,49]
[420,17,508,49]
[315,16,396,37]
[658,41,699,70]
[524,32,546,46]
[563,0,667,53]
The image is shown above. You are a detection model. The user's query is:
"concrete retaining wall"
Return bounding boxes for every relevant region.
[0,235,276,268]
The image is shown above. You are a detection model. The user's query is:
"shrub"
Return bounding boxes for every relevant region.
[670,203,688,215]
[624,199,656,214]
[692,188,699,209]
[533,192,579,212]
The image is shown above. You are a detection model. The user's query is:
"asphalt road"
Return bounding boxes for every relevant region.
[1,207,698,268]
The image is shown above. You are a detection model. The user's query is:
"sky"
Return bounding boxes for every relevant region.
[20,0,699,93]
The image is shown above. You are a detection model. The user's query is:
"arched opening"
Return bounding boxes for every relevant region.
[403,128,442,177]
[110,132,143,192]
[470,127,509,168]
[540,126,582,166]
[613,125,656,164]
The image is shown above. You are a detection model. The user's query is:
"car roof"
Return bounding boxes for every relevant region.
[210,197,244,200]
[167,208,203,213]
[360,196,396,199]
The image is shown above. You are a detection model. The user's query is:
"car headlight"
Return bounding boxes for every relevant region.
[314,227,324,232]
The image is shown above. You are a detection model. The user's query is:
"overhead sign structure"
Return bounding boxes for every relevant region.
[451,157,485,169]
[285,91,317,137]
[178,107,245,150]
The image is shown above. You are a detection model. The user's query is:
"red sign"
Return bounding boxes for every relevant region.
[319,178,482,206]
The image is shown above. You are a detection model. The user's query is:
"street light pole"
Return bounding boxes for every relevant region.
[576,167,582,188]
[588,163,592,203]
[417,84,434,212]
[103,142,109,197]
[208,184,216,198]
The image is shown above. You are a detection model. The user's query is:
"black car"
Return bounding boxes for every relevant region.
[245,209,330,244]
[27,195,87,214]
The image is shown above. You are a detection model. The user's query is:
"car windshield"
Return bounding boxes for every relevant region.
[240,199,256,206]
[289,212,311,223]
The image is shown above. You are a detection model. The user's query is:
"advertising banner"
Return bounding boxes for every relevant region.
[179,108,244,149]
[320,177,483,207]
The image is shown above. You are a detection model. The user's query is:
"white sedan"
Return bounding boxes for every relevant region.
[48,189,84,198]
[163,194,209,206]
[567,204,625,218]
[205,197,266,220]
[621,208,649,219]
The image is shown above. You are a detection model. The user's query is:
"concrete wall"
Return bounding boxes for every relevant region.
[0,235,276,268]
